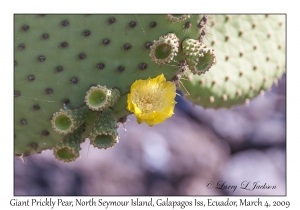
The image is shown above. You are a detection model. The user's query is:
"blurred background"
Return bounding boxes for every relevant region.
[14,74,286,196]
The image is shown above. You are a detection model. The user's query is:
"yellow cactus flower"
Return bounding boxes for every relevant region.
[127,74,177,126]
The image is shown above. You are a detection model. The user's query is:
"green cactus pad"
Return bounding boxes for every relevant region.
[14,14,205,156]
[51,106,89,134]
[53,127,84,163]
[181,15,285,108]
[89,108,119,149]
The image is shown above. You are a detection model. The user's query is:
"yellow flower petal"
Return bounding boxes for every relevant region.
[126,74,176,126]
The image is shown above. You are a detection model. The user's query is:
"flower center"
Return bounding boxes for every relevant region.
[132,82,166,113]
[146,103,153,111]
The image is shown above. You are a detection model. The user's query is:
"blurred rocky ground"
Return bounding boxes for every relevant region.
[14,74,286,196]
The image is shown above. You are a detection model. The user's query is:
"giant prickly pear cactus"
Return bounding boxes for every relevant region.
[181,15,285,108]
[14,14,285,162]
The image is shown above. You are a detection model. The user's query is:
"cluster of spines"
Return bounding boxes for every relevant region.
[85,85,120,111]
[171,59,190,91]
[198,14,212,43]
[53,126,84,163]
[182,38,216,75]
[149,33,179,65]
[51,106,89,135]
[89,108,119,149]
[166,14,190,23]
